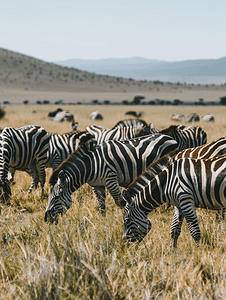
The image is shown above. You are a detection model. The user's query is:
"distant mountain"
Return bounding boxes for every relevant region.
[55,56,226,84]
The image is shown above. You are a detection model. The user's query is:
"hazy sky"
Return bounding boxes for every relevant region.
[1,0,225,62]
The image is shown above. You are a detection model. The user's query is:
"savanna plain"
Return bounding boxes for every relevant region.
[0,104,226,300]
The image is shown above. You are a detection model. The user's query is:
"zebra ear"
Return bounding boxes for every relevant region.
[122,189,132,206]
[178,125,186,130]
[58,170,66,186]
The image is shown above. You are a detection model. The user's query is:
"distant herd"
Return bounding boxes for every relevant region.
[48,108,215,123]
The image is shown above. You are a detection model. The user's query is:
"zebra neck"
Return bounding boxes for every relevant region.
[63,154,94,190]
[135,170,168,213]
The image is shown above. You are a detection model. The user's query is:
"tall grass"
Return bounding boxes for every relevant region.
[1,105,226,299]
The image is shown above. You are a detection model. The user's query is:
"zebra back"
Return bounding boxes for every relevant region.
[42,130,94,170]
[160,124,207,150]
[0,125,50,180]
[86,125,144,144]
[125,136,226,198]
[0,125,50,202]
[111,119,148,129]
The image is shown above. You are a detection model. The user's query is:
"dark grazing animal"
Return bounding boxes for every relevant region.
[48,108,63,119]
[125,111,142,118]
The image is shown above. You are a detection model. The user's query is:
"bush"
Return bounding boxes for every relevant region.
[0,106,6,119]
[220,96,226,105]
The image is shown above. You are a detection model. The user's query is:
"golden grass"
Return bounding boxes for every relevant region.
[1,105,226,299]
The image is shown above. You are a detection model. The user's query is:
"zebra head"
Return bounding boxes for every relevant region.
[122,189,152,242]
[45,170,71,223]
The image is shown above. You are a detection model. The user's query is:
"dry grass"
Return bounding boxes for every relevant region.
[1,105,226,299]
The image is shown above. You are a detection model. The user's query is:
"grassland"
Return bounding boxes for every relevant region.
[0,104,226,299]
[1,47,226,105]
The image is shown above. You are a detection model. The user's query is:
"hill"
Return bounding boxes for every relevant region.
[0,47,226,105]
[56,56,226,84]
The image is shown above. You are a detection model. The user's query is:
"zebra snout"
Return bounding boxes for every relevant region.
[44,210,56,223]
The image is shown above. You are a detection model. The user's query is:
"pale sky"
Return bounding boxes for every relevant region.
[0,0,226,62]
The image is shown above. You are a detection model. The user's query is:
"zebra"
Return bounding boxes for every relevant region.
[15,130,95,189]
[184,113,200,123]
[124,136,226,246]
[201,114,214,122]
[89,111,103,120]
[48,110,74,122]
[122,153,226,248]
[159,125,207,151]
[86,123,159,145]
[0,125,50,203]
[171,113,185,122]
[111,119,148,129]
[44,133,178,222]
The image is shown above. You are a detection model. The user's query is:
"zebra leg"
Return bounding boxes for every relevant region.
[92,186,106,214]
[36,162,46,194]
[182,204,201,248]
[170,206,185,248]
[25,162,40,192]
[0,180,11,205]
[105,178,125,207]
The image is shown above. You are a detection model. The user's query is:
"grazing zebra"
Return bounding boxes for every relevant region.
[184,113,200,123]
[171,113,185,122]
[44,133,178,222]
[159,125,207,151]
[201,114,214,122]
[111,119,148,129]
[18,130,95,188]
[50,111,74,122]
[124,136,226,246]
[89,111,103,120]
[86,124,158,144]
[0,125,50,203]
[122,154,226,248]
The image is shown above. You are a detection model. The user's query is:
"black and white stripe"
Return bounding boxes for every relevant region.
[0,125,50,203]
[160,124,207,151]
[122,152,226,248]
[22,130,94,187]
[86,122,159,144]
[111,119,148,129]
[124,136,226,246]
[44,133,178,222]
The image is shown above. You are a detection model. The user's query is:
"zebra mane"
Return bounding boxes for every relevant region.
[49,139,98,186]
[126,148,181,197]
[160,124,186,136]
[137,123,159,137]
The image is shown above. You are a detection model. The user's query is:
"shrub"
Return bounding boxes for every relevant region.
[0,106,6,119]
[220,96,226,105]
